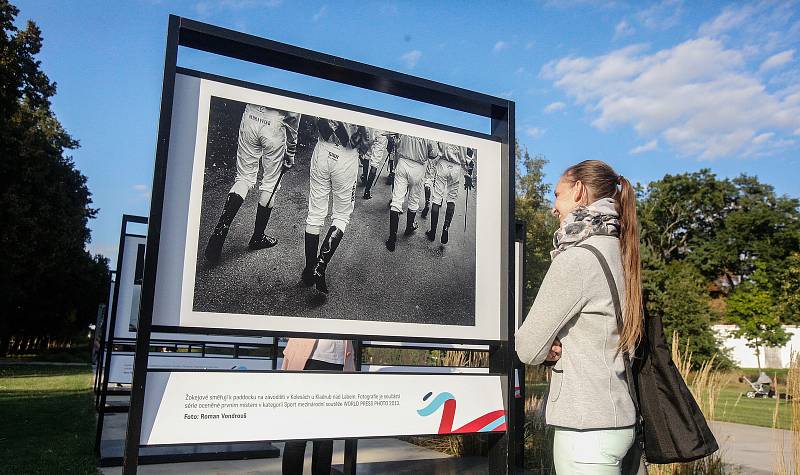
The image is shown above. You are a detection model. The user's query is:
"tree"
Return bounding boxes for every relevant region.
[514,144,558,312]
[638,170,800,290]
[641,245,730,368]
[0,1,108,354]
[727,265,791,372]
[774,253,800,325]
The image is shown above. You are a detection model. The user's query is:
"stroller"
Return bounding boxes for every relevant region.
[740,372,776,399]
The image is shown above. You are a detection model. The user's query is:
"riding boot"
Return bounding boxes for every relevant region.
[386,210,399,251]
[300,232,319,286]
[441,202,455,245]
[386,159,395,185]
[313,226,344,294]
[248,205,277,249]
[363,166,377,199]
[360,158,369,185]
[403,210,418,236]
[425,203,440,241]
[205,193,243,263]
[421,186,431,218]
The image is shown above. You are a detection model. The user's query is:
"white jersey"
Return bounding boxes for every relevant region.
[363,128,389,168]
[441,143,472,171]
[306,118,366,234]
[396,135,440,165]
[232,105,299,197]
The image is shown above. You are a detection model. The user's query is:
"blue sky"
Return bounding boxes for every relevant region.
[14,0,800,264]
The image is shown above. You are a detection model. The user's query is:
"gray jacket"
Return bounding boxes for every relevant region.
[515,235,636,429]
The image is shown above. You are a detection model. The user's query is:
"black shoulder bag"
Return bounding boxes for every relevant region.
[579,244,719,467]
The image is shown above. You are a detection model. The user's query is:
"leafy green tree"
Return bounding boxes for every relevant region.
[774,253,800,325]
[514,144,558,312]
[641,245,730,368]
[727,265,791,372]
[638,169,734,264]
[638,170,800,290]
[0,1,108,354]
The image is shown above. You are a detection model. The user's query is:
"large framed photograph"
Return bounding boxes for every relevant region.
[150,68,507,341]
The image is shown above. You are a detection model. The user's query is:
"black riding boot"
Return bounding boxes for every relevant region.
[425,203,440,241]
[248,204,277,249]
[421,186,431,218]
[205,193,244,263]
[313,226,344,294]
[360,158,369,185]
[404,210,418,236]
[386,159,395,184]
[441,202,455,244]
[363,166,377,199]
[386,210,399,251]
[301,232,320,286]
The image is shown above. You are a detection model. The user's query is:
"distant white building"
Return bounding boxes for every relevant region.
[713,325,800,369]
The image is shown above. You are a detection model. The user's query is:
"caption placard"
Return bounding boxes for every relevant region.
[141,372,505,445]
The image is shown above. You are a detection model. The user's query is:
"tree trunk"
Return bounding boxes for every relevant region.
[755,339,762,374]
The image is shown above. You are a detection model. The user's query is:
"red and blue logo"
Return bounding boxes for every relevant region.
[417,391,506,434]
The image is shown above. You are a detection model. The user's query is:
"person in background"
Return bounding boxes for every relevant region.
[281,338,355,475]
[515,159,643,474]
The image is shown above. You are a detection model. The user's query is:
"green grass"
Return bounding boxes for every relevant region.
[0,364,99,474]
[714,387,790,430]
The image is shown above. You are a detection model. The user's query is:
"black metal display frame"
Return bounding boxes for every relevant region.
[125,15,515,474]
[95,215,279,467]
[96,214,147,455]
[94,269,116,402]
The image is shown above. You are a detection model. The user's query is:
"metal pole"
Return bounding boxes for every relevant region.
[95,219,130,455]
[122,16,180,475]
[342,340,363,475]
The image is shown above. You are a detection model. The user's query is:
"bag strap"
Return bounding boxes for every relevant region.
[578,244,641,417]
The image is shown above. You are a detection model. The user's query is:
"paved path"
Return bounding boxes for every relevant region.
[711,421,794,474]
[98,411,792,473]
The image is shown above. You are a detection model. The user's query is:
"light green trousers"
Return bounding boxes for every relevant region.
[553,427,635,474]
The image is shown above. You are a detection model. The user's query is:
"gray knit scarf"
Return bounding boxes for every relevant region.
[551,198,620,259]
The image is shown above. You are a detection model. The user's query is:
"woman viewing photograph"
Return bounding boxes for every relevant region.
[515,159,643,474]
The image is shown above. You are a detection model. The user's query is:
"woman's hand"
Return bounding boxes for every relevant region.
[546,338,562,362]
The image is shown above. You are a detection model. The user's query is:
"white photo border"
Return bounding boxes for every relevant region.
[151,70,506,342]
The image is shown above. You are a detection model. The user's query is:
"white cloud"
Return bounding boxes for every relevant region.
[637,0,682,31]
[760,49,795,73]
[400,50,422,69]
[525,127,546,139]
[698,2,800,56]
[752,132,774,144]
[132,184,150,202]
[541,37,800,160]
[543,101,566,113]
[630,139,658,154]
[525,41,535,50]
[312,5,327,22]
[613,20,635,40]
[698,4,752,37]
[494,41,509,53]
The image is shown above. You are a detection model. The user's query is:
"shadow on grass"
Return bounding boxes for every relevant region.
[0,366,97,475]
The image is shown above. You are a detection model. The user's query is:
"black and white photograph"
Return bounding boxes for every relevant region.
[191,95,479,326]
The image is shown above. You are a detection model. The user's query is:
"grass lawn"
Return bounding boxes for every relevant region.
[715,387,790,430]
[527,373,793,430]
[0,364,99,475]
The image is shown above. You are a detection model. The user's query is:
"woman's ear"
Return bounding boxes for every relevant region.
[572,180,585,204]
